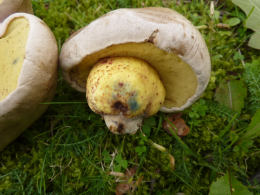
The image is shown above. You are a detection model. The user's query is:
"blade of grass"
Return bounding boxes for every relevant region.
[41,102,87,104]
[38,152,47,195]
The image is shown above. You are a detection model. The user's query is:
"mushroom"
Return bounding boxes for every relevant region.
[0,13,58,150]
[0,0,33,22]
[60,7,211,134]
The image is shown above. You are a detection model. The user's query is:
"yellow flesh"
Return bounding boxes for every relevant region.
[87,57,165,117]
[0,0,3,4]
[0,17,29,101]
[69,42,198,108]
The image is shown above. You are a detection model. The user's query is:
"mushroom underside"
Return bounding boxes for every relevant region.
[0,17,29,101]
[67,42,198,109]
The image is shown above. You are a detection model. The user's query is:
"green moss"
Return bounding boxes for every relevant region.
[0,0,260,194]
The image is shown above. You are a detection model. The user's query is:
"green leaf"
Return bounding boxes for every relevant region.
[102,150,112,164]
[233,51,244,61]
[214,10,221,20]
[115,154,128,170]
[232,0,260,49]
[142,124,151,136]
[226,17,241,27]
[241,108,260,140]
[209,172,253,195]
[230,174,253,195]
[233,139,253,156]
[142,117,156,136]
[248,32,260,49]
[215,80,247,113]
[135,146,147,156]
[209,173,231,195]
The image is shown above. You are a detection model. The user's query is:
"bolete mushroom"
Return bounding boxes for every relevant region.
[0,0,33,22]
[0,13,58,150]
[60,7,211,134]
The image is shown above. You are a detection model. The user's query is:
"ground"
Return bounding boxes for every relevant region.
[0,0,260,194]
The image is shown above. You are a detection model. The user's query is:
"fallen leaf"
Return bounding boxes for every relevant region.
[163,113,190,137]
[232,0,260,49]
[215,80,247,113]
[115,167,139,195]
[125,167,137,178]
[116,184,130,195]
[209,172,253,195]
[226,17,240,27]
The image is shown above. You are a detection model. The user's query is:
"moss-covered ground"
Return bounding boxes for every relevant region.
[1,0,260,194]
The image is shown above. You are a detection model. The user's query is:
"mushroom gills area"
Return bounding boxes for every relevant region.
[86,57,166,134]
[0,17,29,101]
[70,42,198,108]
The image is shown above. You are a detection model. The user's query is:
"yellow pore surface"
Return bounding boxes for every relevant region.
[70,42,198,108]
[0,0,3,4]
[86,57,166,117]
[0,17,29,101]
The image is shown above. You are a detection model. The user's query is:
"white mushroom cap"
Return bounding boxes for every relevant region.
[60,7,211,113]
[0,0,33,22]
[0,13,58,150]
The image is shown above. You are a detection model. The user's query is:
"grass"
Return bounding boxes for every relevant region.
[1,0,260,194]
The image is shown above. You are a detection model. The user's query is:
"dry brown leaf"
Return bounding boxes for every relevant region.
[116,183,130,195]
[163,113,190,137]
[115,167,139,195]
[125,167,137,178]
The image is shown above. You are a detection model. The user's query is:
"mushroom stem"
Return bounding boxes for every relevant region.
[103,114,143,134]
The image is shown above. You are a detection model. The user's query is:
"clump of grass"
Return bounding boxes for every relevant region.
[0,0,260,194]
[243,58,260,114]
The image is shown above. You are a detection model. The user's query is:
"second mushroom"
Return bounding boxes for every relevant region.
[60,7,211,134]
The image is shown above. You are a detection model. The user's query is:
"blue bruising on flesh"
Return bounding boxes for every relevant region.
[112,81,140,112]
[128,97,139,111]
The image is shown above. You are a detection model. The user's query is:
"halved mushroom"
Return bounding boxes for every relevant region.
[0,0,33,22]
[60,7,211,134]
[0,13,58,150]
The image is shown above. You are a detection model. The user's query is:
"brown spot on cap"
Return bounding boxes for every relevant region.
[170,44,186,56]
[146,29,159,44]
[112,101,128,113]
[100,58,109,64]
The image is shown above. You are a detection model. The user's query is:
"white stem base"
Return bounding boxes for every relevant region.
[103,114,143,134]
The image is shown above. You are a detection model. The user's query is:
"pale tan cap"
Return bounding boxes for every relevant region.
[0,13,58,150]
[60,7,211,113]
